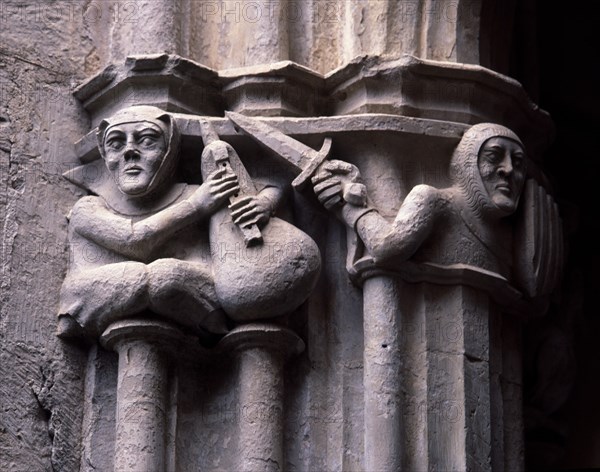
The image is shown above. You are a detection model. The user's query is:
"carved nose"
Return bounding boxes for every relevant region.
[497,155,513,177]
[124,148,140,160]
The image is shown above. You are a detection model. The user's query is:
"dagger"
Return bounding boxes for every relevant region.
[226,111,332,191]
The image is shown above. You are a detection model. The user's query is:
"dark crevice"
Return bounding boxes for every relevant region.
[465,353,484,363]
[31,384,53,440]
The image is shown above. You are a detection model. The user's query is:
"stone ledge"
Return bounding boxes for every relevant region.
[221,61,326,117]
[74,54,222,127]
[326,55,554,156]
[100,318,213,363]
[73,113,468,164]
[72,53,553,156]
[218,323,305,358]
[350,257,545,316]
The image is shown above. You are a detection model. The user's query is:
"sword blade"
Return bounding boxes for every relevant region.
[226,112,317,172]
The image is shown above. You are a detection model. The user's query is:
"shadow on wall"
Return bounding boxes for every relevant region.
[522,1,600,470]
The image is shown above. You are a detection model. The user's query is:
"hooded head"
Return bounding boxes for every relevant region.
[449,123,527,219]
[97,106,181,197]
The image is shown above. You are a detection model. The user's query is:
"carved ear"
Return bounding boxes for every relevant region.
[96,119,110,159]
[513,179,564,298]
[156,113,171,127]
[157,113,180,152]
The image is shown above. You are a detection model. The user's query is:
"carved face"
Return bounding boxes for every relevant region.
[103,121,167,196]
[450,123,527,220]
[478,137,526,215]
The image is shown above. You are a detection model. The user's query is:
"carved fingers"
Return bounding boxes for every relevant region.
[313,178,344,210]
[312,160,367,210]
[513,179,564,298]
[229,195,271,228]
[193,168,240,214]
[208,168,240,200]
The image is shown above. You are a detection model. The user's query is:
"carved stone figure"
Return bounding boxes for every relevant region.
[197,120,321,321]
[312,123,529,280]
[57,106,282,339]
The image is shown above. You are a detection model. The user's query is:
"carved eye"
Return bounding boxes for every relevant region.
[483,147,502,163]
[106,139,124,151]
[138,134,160,148]
[512,152,525,168]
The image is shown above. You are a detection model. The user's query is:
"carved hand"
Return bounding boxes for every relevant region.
[191,168,240,215]
[229,194,273,228]
[312,160,367,210]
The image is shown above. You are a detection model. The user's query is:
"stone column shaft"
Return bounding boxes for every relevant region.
[363,276,402,472]
[220,324,304,472]
[102,320,181,472]
[114,339,168,472]
[239,347,285,471]
[362,277,498,471]
[108,0,182,63]
[418,284,492,471]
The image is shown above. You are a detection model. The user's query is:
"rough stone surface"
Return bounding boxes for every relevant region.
[311,122,562,471]
[58,104,320,340]
[1,2,94,469]
[312,122,562,294]
[0,2,577,471]
[79,0,519,75]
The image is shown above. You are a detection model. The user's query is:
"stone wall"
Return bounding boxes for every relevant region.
[1,2,96,469]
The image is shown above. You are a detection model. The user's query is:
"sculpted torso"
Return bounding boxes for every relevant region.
[312,123,527,280]
[68,184,213,269]
[59,106,280,339]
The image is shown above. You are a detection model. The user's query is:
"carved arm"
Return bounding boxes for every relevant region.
[356,185,446,263]
[70,170,239,260]
[312,160,447,264]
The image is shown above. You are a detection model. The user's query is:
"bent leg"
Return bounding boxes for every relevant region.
[59,261,149,338]
[147,258,227,334]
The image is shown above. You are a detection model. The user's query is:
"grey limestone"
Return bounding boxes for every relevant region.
[57,63,562,470]
[1,3,568,471]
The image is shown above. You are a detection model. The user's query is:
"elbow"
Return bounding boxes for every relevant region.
[124,232,156,261]
[369,237,419,265]
[369,240,398,264]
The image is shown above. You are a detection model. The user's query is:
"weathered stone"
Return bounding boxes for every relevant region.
[74,55,222,128]
[219,324,304,472]
[73,53,552,155]
[59,104,320,339]
[1,2,579,471]
[311,121,563,471]
[101,319,182,472]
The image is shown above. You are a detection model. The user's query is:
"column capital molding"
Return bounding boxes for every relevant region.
[218,323,305,359]
[73,53,553,156]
